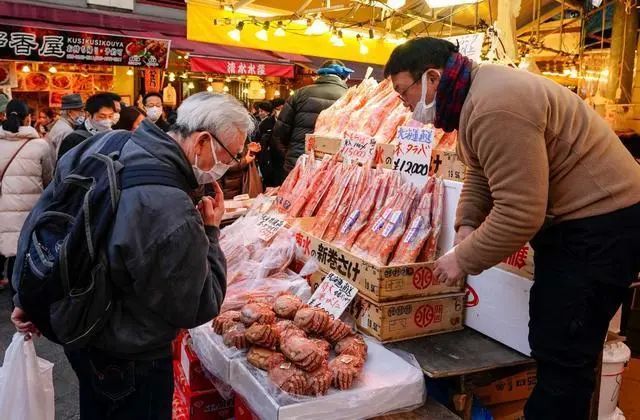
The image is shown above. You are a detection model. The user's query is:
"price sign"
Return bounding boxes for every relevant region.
[393,126,435,187]
[445,33,485,62]
[308,272,358,319]
[340,131,377,164]
[256,214,285,241]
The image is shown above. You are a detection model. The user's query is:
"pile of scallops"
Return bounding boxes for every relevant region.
[212,292,368,396]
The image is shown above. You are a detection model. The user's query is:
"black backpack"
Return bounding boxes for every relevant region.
[16,130,190,348]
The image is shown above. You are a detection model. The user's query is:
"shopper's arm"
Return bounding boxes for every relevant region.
[455,110,549,275]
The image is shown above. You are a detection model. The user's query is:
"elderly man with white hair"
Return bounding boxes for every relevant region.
[10,92,254,420]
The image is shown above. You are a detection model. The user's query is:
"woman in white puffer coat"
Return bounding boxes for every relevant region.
[0,99,54,287]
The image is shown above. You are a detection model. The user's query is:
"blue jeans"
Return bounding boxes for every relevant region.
[66,348,173,420]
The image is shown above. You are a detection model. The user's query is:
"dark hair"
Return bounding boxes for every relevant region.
[85,93,117,115]
[271,98,285,108]
[113,106,146,131]
[143,92,162,105]
[101,92,121,102]
[384,37,458,81]
[2,99,30,133]
[256,101,273,113]
[41,108,56,120]
[321,59,345,68]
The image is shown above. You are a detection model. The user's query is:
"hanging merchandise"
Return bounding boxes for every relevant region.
[163,83,177,106]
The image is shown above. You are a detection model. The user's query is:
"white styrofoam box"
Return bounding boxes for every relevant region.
[465,267,533,356]
[189,323,245,384]
[230,338,425,420]
[439,180,463,255]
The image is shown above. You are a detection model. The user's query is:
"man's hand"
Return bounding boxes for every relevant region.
[245,153,256,164]
[247,142,261,153]
[454,225,475,245]
[11,307,40,340]
[198,181,225,228]
[434,250,467,287]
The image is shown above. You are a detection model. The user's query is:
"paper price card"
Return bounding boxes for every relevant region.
[340,131,377,164]
[308,272,358,319]
[393,126,435,187]
[256,214,285,242]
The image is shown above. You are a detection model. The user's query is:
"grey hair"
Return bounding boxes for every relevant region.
[173,92,255,142]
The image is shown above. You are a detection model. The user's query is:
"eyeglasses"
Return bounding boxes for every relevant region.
[396,71,424,101]
[211,133,240,163]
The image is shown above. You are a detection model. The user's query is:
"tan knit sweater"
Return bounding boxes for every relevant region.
[454,64,640,275]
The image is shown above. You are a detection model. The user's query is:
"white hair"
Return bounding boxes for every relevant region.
[174,92,255,143]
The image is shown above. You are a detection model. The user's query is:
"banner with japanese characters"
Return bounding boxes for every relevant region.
[393,126,436,187]
[0,24,170,68]
[190,56,294,78]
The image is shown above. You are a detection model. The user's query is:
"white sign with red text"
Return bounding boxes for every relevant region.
[340,131,377,165]
[307,272,358,319]
[393,126,435,187]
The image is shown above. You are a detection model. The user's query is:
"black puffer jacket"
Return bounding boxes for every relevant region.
[272,75,347,172]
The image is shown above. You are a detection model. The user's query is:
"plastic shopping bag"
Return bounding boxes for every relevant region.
[0,333,54,420]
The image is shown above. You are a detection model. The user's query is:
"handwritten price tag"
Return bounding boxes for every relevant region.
[340,131,377,164]
[256,214,285,242]
[308,272,358,319]
[393,126,435,187]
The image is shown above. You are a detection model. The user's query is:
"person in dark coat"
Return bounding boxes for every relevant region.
[143,92,171,132]
[252,101,280,187]
[271,60,352,177]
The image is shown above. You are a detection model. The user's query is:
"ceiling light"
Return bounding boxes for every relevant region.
[207,77,214,82]
[126,68,134,76]
[357,34,368,55]
[225,77,232,82]
[289,89,295,96]
[331,30,345,47]
[207,85,214,92]
[21,64,30,73]
[275,22,286,37]
[426,0,481,8]
[259,88,266,95]
[256,28,268,41]
[387,0,406,8]
[48,65,57,74]
[274,90,280,96]
[223,5,233,12]
[306,17,329,35]
[168,73,176,82]
[223,85,230,92]
[228,21,244,42]
[184,53,190,59]
[187,82,195,89]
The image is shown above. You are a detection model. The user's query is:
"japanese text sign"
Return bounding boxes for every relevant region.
[308,272,357,319]
[0,24,170,68]
[393,126,435,187]
[256,214,285,242]
[190,56,294,78]
[445,33,485,62]
[340,131,377,165]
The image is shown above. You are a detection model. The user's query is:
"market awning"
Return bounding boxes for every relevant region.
[305,56,384,81]
[190,56,294,78]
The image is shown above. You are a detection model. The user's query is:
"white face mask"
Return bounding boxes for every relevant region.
[112,112,120,125]
[92,118,113,132]
[192,137,234,184]
[146,106,162,122]
[73,114,85,126]
[412,72,437,125]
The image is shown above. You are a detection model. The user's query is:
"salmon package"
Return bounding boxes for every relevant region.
[390,190,433,265]
[419,177,444,261]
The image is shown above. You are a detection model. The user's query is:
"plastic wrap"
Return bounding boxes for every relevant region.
[230,337,425,420]
[189,323,245,386]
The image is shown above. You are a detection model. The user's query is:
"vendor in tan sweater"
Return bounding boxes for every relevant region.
[385,37,640,420]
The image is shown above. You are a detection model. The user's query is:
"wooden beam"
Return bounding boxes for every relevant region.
[551,0,582,10]
[233,0,255,8]
[517,5,563,36]
[295,0,313,15]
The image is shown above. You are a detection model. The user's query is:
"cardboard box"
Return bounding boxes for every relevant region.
[174,361,234,420]
[234,395,260,420]
[304,133,395,169]
[351,292,464,342]
[430,149,466,182]
[294,219,463,302]
[498,243,534,280]
[180,336,217,392]
[489,399,527,420]
[465,267,533,355]
[474,368,536,406]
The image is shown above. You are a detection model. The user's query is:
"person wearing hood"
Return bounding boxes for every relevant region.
[11,92,252,419]
[271,59,352,180]
[0,99,53,288]
[58,93,117,159]
[46,94,85,158]
[143,91,171,132]
[384,37,640,419]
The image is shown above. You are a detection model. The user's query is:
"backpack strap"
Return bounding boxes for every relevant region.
[120,165,190,192]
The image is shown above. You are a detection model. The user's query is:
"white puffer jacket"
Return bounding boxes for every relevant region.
[0,126,54,257]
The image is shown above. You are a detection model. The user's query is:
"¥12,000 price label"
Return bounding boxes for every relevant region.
[393,126,435,187]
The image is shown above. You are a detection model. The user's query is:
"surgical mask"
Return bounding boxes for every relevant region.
[112,112,120,124]
[412,72,437,125]
[92,118,113,132]
[146,106,162,122]
[73,114,85,126]
[192,137,233,184]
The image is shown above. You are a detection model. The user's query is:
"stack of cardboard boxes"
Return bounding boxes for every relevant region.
[472,367,537,420]
[171,331,234,420]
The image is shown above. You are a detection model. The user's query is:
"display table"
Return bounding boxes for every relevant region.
[373,399,461,419]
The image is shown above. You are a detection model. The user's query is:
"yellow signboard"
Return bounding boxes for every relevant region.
[186,0,399,65]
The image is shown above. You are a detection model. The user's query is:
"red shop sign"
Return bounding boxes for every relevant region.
[190,56,294,78]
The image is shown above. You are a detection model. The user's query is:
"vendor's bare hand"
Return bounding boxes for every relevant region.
[454,225,475,246]
[434,251,466,287]
[11,307,40,340]
[198,182,225,228]
[247,142,261,153]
